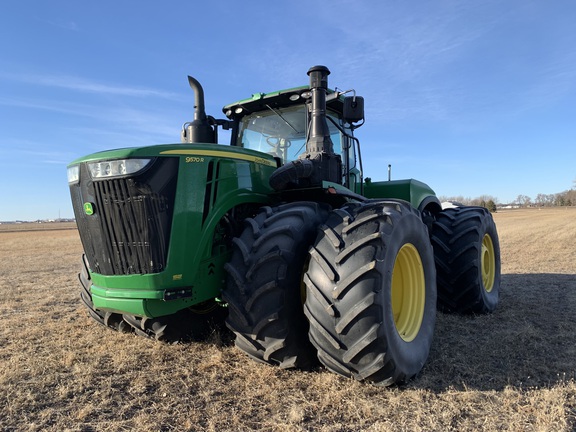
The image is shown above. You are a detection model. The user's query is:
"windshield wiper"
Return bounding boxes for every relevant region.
[265,104,300,134]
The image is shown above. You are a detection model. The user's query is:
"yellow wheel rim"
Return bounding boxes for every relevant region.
[391,244,425,342]
[481,234,496,293]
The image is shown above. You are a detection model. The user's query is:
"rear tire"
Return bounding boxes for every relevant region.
[222,202,330,369]
[304,201,437,386]
[431,206,501,314]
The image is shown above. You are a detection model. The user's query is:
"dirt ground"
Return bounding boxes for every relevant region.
[0,208,574,431]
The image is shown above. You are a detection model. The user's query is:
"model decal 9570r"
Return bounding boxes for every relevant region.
[159,149,277,167]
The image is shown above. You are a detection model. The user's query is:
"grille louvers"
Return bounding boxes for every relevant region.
[72,157,178,276]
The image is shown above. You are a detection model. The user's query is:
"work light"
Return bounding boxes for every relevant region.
[87,158,152,180]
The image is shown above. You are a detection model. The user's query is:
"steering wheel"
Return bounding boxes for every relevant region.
[266,136,292,149]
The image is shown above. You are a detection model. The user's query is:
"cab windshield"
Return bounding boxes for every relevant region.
[237,105,344,164]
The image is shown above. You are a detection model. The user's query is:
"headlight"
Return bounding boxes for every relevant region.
[67,165,80,184]
[88,158,152,179]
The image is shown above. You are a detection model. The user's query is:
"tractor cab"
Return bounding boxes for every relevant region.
[234,103,340,165]
[223,85,364,191]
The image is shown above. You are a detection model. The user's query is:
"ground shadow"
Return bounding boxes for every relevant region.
[416,273,576,391]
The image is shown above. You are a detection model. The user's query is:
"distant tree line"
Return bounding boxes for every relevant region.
[440,178,576,213]
[438,195,498,213]
[527,177,576,207]
[526,189,576,207]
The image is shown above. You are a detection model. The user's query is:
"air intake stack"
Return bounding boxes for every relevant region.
[306,66,334,155]
[269,65,342,190]
[302,66,342,183]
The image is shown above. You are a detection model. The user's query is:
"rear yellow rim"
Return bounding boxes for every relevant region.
[481,234,496,293]
[391,244,425,342]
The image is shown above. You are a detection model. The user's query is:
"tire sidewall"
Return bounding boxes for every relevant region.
[477,211,501,311]
[223,201,330,368]
[432,206,501,314]
[376,209,437,379]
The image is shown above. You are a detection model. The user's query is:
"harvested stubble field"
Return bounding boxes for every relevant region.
[0,209,575,432]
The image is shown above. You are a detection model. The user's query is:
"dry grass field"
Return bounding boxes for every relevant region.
[0,209,575,431]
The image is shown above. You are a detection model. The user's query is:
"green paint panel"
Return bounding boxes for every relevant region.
[74,143,279,318]
[363,178,438,210]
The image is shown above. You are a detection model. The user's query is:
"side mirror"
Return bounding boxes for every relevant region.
[343,96,364,124]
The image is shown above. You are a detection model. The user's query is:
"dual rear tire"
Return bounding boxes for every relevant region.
[431,206,500,314]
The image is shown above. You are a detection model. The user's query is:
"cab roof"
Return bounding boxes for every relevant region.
[222,85,345,119]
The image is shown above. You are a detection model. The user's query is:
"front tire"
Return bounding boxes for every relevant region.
[431,206,501,314]
[78,254,132,333]
[304,201,437,386]
[222,202,330,369]
[121,302,226,343]
[79,255,224,342]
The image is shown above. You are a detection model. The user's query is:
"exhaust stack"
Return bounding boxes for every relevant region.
[181,75,216,144]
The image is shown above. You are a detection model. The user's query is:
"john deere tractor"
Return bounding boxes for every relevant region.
[67,66,500,386]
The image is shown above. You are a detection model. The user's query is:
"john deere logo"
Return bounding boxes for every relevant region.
[83,202,94,215]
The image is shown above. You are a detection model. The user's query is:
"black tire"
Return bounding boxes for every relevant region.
[78,254,132,333]
[431,206,501,314]
[304,201,437,386]
[222,202,330,369]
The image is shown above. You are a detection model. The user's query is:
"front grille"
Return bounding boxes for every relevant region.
[72,157,178,275]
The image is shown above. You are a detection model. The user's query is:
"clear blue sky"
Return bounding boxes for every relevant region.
[1,1,575,221]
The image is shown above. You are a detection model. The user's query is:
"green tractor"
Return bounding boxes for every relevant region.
[67,66,500,386]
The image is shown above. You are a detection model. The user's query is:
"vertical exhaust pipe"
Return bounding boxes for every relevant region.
[181,75,216,144]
